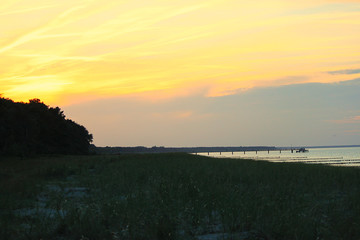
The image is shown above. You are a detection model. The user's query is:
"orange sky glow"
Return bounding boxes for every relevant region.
[1,0,360,105]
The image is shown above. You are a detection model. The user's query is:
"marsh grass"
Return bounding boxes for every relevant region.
[1,153,360,239]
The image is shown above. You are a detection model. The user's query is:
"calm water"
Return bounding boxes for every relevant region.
[197,147,360,167]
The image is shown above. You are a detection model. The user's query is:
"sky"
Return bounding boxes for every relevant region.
[1,0,360,147]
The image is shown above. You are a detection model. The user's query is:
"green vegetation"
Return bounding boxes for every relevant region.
[0,97,93,156]
[1,153,360,240]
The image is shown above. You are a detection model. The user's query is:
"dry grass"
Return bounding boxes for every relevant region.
[1,153,360,239]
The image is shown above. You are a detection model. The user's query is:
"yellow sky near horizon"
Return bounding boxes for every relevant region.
[1,0,360,105]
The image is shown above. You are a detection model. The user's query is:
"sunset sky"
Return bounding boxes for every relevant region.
[1,0,360,147]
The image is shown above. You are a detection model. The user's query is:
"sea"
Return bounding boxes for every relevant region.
[197,146,360,167]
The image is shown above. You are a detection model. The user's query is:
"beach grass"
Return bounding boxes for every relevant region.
[1,153,360,239]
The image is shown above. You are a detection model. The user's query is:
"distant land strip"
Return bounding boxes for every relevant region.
[93,146,278,154]
[92,145,360,154]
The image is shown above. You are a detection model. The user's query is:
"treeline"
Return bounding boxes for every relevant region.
[0,97,93,156]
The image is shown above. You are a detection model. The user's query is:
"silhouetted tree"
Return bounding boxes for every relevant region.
[0,97,93,156]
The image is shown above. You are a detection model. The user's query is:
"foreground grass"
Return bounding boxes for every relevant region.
[1,153,360,240]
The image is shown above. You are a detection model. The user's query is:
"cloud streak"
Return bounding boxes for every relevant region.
[1,0,360,104]
[328,69,360,75]
[331,116,360,124]
[0,4,59,17]
[0,5,86,54]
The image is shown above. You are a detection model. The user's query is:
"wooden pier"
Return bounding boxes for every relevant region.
[198,148,307,155]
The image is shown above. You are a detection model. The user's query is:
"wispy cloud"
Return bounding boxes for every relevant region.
[0,5,86,54]
[285,2,360,16]
[0,4,59,16]
[1,0,360,104]
[11,53,102,62]
[344,129,360,135]
[328,68,360,75]
[330,116,360,124]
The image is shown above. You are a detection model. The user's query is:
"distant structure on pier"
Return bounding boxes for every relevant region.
[296,148,309,153]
